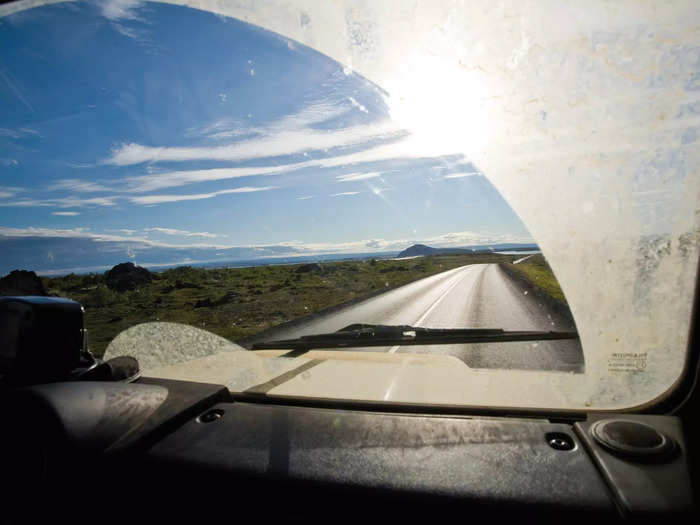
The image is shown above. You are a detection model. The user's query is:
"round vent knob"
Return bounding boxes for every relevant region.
[590,419,677,462]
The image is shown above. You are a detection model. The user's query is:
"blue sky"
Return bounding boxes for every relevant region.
[0,0,533,274]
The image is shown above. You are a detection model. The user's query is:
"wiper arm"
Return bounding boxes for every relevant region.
[252,323,579,352]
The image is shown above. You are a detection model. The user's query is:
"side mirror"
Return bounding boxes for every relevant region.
[0,296,92,385]
[0,296,139,386]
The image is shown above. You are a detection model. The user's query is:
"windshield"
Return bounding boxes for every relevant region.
[1,0,697,411]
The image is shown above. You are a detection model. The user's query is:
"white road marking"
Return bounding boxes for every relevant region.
[513,254,536,264]
[388,267,472,354]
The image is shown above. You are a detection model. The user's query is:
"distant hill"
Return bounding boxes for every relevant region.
[396,243,539,258]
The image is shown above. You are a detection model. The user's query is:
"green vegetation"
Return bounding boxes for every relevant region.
[42,253,517,357]
[502,254,567,304]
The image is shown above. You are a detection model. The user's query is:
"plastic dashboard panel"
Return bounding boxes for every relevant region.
[143,400,616,517]
[3,377,695,520]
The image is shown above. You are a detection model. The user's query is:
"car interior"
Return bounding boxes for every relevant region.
[0,289,697,521]
[1,0,698,521]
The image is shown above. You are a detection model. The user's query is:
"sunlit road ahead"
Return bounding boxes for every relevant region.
[254,264,584,373]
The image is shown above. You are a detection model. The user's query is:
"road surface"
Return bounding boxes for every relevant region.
[253,264,584,373]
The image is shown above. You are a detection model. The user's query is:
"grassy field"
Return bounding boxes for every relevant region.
[42,253,518,357]
[501,254,567,304]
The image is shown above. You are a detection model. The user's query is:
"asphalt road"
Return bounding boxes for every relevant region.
[258,264,584,373]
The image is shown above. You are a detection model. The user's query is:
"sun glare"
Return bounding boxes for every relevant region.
[384,54,492,158]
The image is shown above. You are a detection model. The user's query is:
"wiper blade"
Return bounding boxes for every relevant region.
[252,323,579,352]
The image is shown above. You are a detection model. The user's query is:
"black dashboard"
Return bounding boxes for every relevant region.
[1,376,694,522]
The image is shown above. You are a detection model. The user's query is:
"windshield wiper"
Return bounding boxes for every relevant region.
[252,323,579,353]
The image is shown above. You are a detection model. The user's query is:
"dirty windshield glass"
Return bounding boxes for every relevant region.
[1,1,698,410]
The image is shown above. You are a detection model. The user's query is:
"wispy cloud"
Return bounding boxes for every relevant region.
[96,0,155,47]
[106,121,400,166]
[185,117,256,140]
[123,165,286,193]
[0,226,142,242]
[330,191,360,197]
[444,172,480,179]
[98,0,144,21]
[66,142,466,194]
[296,195,315,200]
[0,70,35,113]
[49,179,111,192]
[0,127,40,139]
[0,186,22,199]
[0,196,117,208]
[105,100,400,166]
[129,186,276,205]
[348,97,368,113]
[107,229,139,235]
[55,96,471,196]
[145,227,218,238]
[336,171,381,182]
[51,211,81,216]
[64,162,95,169]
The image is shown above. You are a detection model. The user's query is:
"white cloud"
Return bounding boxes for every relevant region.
[0,127,40,139]
[129,186,276,205]
[296,195,315,200]
[124,165,286,192]
[0,196,117,208]
[348,96,368,113]
[330,191,360,197]
[104,99,400,166]
[106,121,399,165]
[51,211,81,216]
[0,186,22,199]
[266,101,347,132]
[444,172,480,179]
[62,101,468,196]
[75,139,441,193]
[50,179,111,192]
[1,226,96,239]
[107,229,139,235]
[336,171,381,182]
[112,22,142,40]
[0,226,211,248]
[186,117,256,140]
[145,227,218,238]
[99,0,144,21]
[2,159,18,166]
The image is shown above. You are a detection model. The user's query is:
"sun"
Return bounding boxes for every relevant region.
[384,54,493,159]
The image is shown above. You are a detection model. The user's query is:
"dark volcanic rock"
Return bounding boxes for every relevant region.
[379,265,408,273]
[295,263,322,273]
[105,262,153,292]
[196,291,239,308]
[194,298,213,308]
[218,291,238,304]
[0,270,47,296]
[161,281,202,293]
